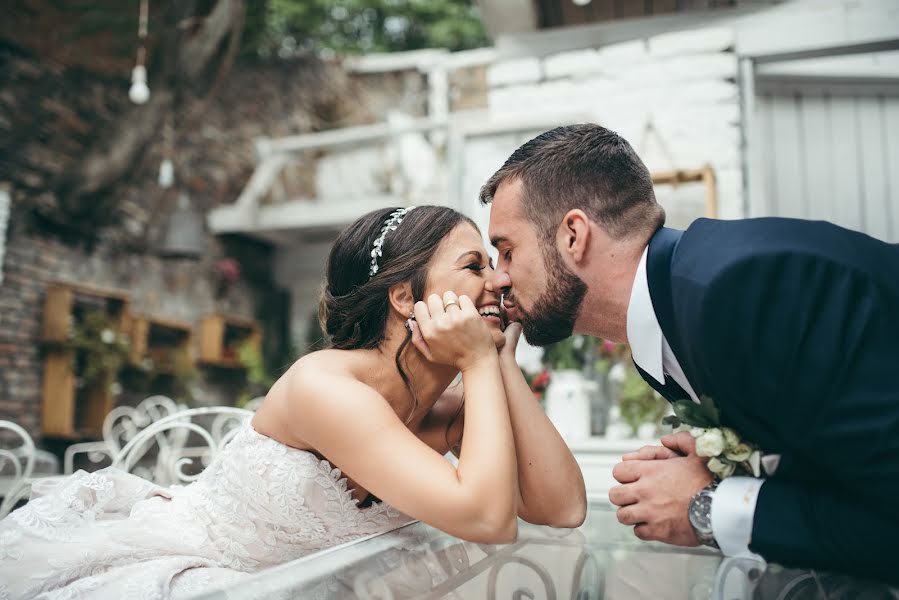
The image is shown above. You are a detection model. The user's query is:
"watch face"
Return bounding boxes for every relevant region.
[689,493,714,533]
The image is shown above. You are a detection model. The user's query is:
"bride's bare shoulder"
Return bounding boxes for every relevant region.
[290,348,351,371]
[281,349,367,391]
[257,350,369,448]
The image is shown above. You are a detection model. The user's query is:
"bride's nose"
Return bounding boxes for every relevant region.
[485,275,497,294]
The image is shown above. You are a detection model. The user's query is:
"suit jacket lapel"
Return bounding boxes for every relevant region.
[645,227,682,350]
[633,361,692,404]
[641,227,707,401]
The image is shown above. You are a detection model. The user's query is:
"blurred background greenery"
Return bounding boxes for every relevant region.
[245,0,489,57]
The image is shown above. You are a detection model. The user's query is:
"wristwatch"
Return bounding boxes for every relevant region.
[688,482,719,549]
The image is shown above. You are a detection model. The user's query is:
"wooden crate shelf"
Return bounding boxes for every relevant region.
[40,282,131,439]
[42,283,129,343]
[128,315,194,375]
[198,313,261,368]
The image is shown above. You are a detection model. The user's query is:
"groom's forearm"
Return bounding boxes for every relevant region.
[499,354,587,527]
[751,478,899,585]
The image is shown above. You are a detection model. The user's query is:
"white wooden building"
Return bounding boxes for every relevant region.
[208,0,898,495]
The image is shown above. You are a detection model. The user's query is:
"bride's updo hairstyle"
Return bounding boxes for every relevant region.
[320,205,476,350]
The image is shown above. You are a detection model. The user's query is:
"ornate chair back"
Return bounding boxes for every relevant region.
[0,420,36,518]
[110,406,253,486]
[63,395,185,475]
[242,396,265,412]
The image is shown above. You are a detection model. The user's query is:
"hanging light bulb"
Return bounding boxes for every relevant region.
[572,0,592,5]
[129,0,150,105]
[158,158,174,187]
[129,64,150,104]
[158,114,175,187]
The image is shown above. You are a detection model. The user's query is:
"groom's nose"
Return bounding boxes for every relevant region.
[491,268,512,292]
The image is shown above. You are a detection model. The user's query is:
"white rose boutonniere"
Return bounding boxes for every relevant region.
[663,395,763,480]
[695,429,725,457]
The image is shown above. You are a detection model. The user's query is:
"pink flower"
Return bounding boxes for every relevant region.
[213,258,241,284]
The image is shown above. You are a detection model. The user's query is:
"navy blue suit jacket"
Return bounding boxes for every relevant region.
[636,217,899,584]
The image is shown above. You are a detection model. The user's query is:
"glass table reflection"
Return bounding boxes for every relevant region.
[190,502,897,600]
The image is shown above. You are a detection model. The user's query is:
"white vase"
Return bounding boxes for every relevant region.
[544,369,595,443]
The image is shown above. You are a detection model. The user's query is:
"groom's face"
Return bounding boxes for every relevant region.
[488,180,587,346]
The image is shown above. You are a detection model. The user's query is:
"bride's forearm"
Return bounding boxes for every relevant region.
[455,355,519,537]
[499,354,587,527]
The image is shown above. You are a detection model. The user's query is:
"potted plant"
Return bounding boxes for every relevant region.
[600,345,670,440]
[540,336,602,442]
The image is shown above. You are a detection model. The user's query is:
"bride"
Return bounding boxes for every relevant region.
[0,205,586,599]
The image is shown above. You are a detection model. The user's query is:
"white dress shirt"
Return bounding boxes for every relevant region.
[626,247,764,558]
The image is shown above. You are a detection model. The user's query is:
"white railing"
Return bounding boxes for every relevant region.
[208,112,450,238]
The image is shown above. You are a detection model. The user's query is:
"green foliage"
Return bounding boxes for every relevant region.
[245,0,489,57]
[123,342,199,404]
[663,395,721,429]
[168,347,200,405]
[542,336,598,372]
[617,368,668,437]
[236,341,275,407]
[238,341,275,389]
[541,337,668,435]
[542,336,626,376]
[67,311,131,389]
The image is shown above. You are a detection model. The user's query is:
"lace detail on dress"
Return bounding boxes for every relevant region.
[0,528,23,561]
[8,471,118,543]
[0,422,411,599]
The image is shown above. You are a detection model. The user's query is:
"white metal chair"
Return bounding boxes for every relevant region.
[0,406,253,517]
[110,406,253,485]
[0,420,38,518]
[242,396,265,412]
[63,395,186,477]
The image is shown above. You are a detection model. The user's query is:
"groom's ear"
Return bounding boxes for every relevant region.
[387,281,415,318]
[557,209,591,264]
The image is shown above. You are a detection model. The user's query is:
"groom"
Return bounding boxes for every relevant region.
[481,123,899,584]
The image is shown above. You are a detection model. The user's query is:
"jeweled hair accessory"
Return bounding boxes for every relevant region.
[369,206,416,278]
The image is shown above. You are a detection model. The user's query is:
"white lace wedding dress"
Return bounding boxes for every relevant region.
[0,422,410,599]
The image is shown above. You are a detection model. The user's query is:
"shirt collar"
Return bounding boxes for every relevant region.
[626,246,665,385]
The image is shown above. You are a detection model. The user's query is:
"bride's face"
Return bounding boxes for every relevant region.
[421,222,505,333]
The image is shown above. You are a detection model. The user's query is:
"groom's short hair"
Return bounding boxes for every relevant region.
[479,123,665,242]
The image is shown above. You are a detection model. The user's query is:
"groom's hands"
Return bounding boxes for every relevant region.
[622,431,700,460]
[608,432,713,547]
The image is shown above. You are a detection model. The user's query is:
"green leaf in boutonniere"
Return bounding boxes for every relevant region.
[660,395,763,480]
[662,394,720,429]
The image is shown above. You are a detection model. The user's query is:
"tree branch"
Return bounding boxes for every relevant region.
[48,0,245,233]
[180,0,241,81]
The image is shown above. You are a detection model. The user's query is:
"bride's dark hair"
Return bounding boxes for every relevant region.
[319,206,476,429]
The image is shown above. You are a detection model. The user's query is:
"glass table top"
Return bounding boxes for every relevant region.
[192,502,897,600]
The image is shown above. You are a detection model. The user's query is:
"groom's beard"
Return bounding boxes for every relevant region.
[515,248,587,347]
